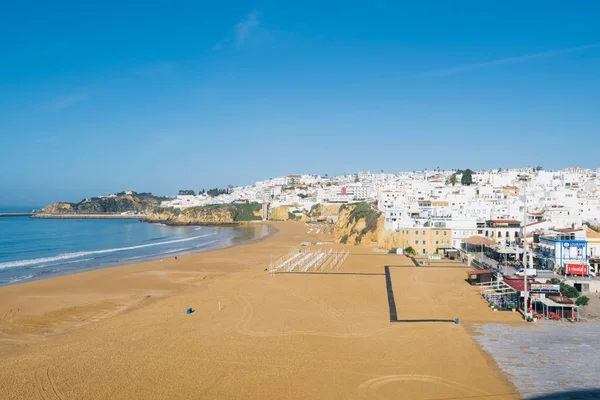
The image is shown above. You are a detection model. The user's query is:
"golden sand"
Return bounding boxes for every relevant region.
[0,222,521,399]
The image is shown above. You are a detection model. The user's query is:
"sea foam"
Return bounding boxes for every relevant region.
[0,232,217,270]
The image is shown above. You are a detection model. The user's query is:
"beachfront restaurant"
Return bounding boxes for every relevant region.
[534,295,579,321]
[461,235,498,254]
[466,269,494,285]
[503,276,552,311]
[502,278,579,320]
[478,280,518,310]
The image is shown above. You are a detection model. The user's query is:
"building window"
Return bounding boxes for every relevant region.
[422,241,426,245]
[436,231,439,235]
[422,249,426,254]
[444,231,447,236]
[415,240,418,245]
[435,241,439,245]
[422,230,426,235]
[416,231,418,235]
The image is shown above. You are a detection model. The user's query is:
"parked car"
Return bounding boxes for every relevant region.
[515,268,538,277]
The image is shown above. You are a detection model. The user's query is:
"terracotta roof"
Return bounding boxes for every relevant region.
[503,277,540,292]
[548,296,574,304]
[554,228,583,233]
[463,236,498,246]
[586,227,600,239]
[524,221,545,228]
[467,269,493,275]
[487,219,521,224]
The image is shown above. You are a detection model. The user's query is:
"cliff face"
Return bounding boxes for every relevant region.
[269,205,291,221]
[270,205,310,222]
[377,230,405,250]
[307,204,341,220]
[144,203,263,225]
[42,203,74,213]
[333,202,383,245]
[42,192,167,214]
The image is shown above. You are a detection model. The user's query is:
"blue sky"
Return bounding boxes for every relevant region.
[1,1,599,205]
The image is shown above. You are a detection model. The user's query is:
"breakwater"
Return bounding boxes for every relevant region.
[0,213,34,217]
[31,213,144,220]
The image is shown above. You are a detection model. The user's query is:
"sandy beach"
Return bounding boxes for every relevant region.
[0,222,522,399]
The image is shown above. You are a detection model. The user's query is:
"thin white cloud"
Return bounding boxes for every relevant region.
[40,94,88,110]
[421,44,600,77]
[235,10,261,48]
[214,10,266,50]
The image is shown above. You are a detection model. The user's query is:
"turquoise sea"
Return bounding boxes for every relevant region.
[0,206,272,286]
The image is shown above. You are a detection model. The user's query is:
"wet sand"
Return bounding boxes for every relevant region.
[0,222,522,399]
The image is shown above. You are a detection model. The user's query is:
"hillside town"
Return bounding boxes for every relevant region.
[159,167,600,275]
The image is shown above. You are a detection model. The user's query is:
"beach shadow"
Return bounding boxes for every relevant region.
[392,319,455,323]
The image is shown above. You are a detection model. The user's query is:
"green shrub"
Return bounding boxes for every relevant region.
[560,282,580,298]
[546,278,561,285]
[576,296,589,307]
[340,234,349,244]
[404,246,416,255]
[308,204,321,217]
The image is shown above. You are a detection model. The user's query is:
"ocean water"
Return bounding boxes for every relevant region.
[0,210,272,286]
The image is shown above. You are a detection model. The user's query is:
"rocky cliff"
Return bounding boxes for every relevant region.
[42,192,168,214]
[144,203,263,225]
[269,205,292,221]
[333,202,383,245]
[307,204,341,220]
[269,205,310,222]
[377,230,406,250]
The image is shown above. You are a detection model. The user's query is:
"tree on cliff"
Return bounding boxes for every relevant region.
[448,174,457,186]
[461,169,474,186]
[206,188,228,197]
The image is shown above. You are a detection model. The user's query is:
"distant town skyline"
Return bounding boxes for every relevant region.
[1,1,599,206]
[3,165,598,207]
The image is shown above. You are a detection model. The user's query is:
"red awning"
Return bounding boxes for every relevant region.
[504,278,540,292]
[548,296,574,304]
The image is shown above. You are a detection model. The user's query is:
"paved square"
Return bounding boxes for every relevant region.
[472,322,600,399]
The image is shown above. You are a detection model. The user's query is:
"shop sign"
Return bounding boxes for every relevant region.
[530,284,560,292]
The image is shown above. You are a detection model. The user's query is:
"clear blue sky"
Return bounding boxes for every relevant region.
[1,1,599,205]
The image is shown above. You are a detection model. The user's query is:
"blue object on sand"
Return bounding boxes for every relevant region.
[455,318,459,324]
[186,308,193,314]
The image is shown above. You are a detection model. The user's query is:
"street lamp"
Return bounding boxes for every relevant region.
[518,174,530,316]
[481,235,484,264]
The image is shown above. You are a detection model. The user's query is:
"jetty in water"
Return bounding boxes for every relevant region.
[0,213,34,217]
[30,213,145,220]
